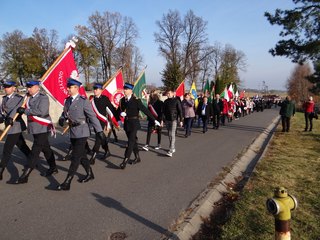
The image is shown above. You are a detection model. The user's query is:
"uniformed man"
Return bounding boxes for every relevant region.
[57,78,106,191]
[0,81,31,181]
[89,83,118,164]
[118,82,160,169]
[16,80,57,184]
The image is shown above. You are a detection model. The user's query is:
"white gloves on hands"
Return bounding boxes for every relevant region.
[120,112,127,117]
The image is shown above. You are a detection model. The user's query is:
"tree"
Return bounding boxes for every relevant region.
[76,11,141,82]
[161,61,183,90]
[155,10,212,88]
[218,44,246,88]
[32,28,60,72]
[286,63,313,104]
[73,37,99,87]
[307,60,320,94]
[265,0,320,63]
[0,30,28,84]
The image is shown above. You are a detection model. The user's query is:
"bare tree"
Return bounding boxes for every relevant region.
[287,63,313,105]
[155,10,215,88]
[76,11,141,82]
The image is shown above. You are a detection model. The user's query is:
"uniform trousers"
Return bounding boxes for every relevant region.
[27,132,56,169]
[124,120,139,159]
[146,122,162,145]
[0,133,31,168]
[68,137,90,176]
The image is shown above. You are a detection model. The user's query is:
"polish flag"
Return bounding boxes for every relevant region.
[175,80,185,100]
[102,69,124,107]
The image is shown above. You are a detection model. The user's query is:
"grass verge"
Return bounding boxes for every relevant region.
[192,112,320,240]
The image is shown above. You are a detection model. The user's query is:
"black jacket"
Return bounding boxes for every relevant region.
[212,99,224,115]
[163,97,183,122]
[197,101,213,118]
[147,99,164,122]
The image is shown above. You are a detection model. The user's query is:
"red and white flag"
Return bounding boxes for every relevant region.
[175,80,185,100]
[102,69,124,108]
[41,47,87,107]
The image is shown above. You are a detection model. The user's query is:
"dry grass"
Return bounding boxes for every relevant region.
[193,112,320,240]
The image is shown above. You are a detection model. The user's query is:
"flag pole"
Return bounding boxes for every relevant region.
[40,47,71,81]
[133,65,147,87]
[102,67,123,89]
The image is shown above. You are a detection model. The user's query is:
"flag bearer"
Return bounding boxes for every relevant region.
[16,80,57,184]
[0,81,31,181]
[118,83,160,169]
[57,78,107,190]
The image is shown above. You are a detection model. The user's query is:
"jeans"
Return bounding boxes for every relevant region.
[166,120,177,151]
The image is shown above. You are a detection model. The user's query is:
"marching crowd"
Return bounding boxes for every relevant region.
[1,78,312,191]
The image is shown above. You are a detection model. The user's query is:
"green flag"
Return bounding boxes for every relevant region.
[203,79,212,102]
[133,71,148,107]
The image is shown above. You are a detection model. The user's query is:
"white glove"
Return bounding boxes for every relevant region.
[120,112,127,117]
[155,120,161,126]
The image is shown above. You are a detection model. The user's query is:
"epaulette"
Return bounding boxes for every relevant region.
[80,96,86,100]
[39,92,46,96]
[15,94,23,99]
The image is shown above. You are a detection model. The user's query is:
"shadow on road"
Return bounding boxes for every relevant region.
[223,123,267,133]
[91,192,177,239]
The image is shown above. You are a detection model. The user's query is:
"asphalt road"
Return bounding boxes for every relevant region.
[0,108,279,240]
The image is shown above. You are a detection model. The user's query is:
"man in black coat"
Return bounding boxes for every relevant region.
[212,94,224,129]
[118,83,160,169]
[89,83,118,164]
[197,96,213,133]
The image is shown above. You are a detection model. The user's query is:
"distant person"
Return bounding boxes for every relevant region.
[212,94,223,129]
[303,96,315,132]
[196,96,212,133]
[279,96,295,132]
[181,93,195,137]
[142,92,164,151]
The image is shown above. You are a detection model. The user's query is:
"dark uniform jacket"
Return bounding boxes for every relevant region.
[119,95,155,131]
[92,95,116,128]
[0,93,26,134]
[147,99,164,122]
[62,95,103,138]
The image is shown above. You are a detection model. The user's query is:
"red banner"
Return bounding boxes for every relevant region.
[41,47,86,107]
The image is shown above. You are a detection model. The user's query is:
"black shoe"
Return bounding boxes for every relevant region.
[57,175,73,191]
[89,152,97,165]
[130,153,141,165]
[78,167,94,183]
[17,168,33,184]
[0,167,4,181]
[62,153,71,161]
[120,158,129,169]
[41,167,58,177]
[103,150,111,159]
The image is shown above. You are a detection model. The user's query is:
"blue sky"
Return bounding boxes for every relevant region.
[0,0,297,90]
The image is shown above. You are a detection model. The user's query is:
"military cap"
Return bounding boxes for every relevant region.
[124,82,134,90]
[2,81,17,88]
[67,78,82,87]
[26,80,41,88]
[93,83,103,89]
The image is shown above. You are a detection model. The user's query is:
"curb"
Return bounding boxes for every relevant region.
[167,115,281,240]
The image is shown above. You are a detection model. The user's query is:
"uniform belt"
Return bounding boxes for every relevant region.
[68,120,87,127]
[125,116,139,120]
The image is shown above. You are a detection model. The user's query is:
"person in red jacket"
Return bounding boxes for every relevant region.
[303,96,315,131]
